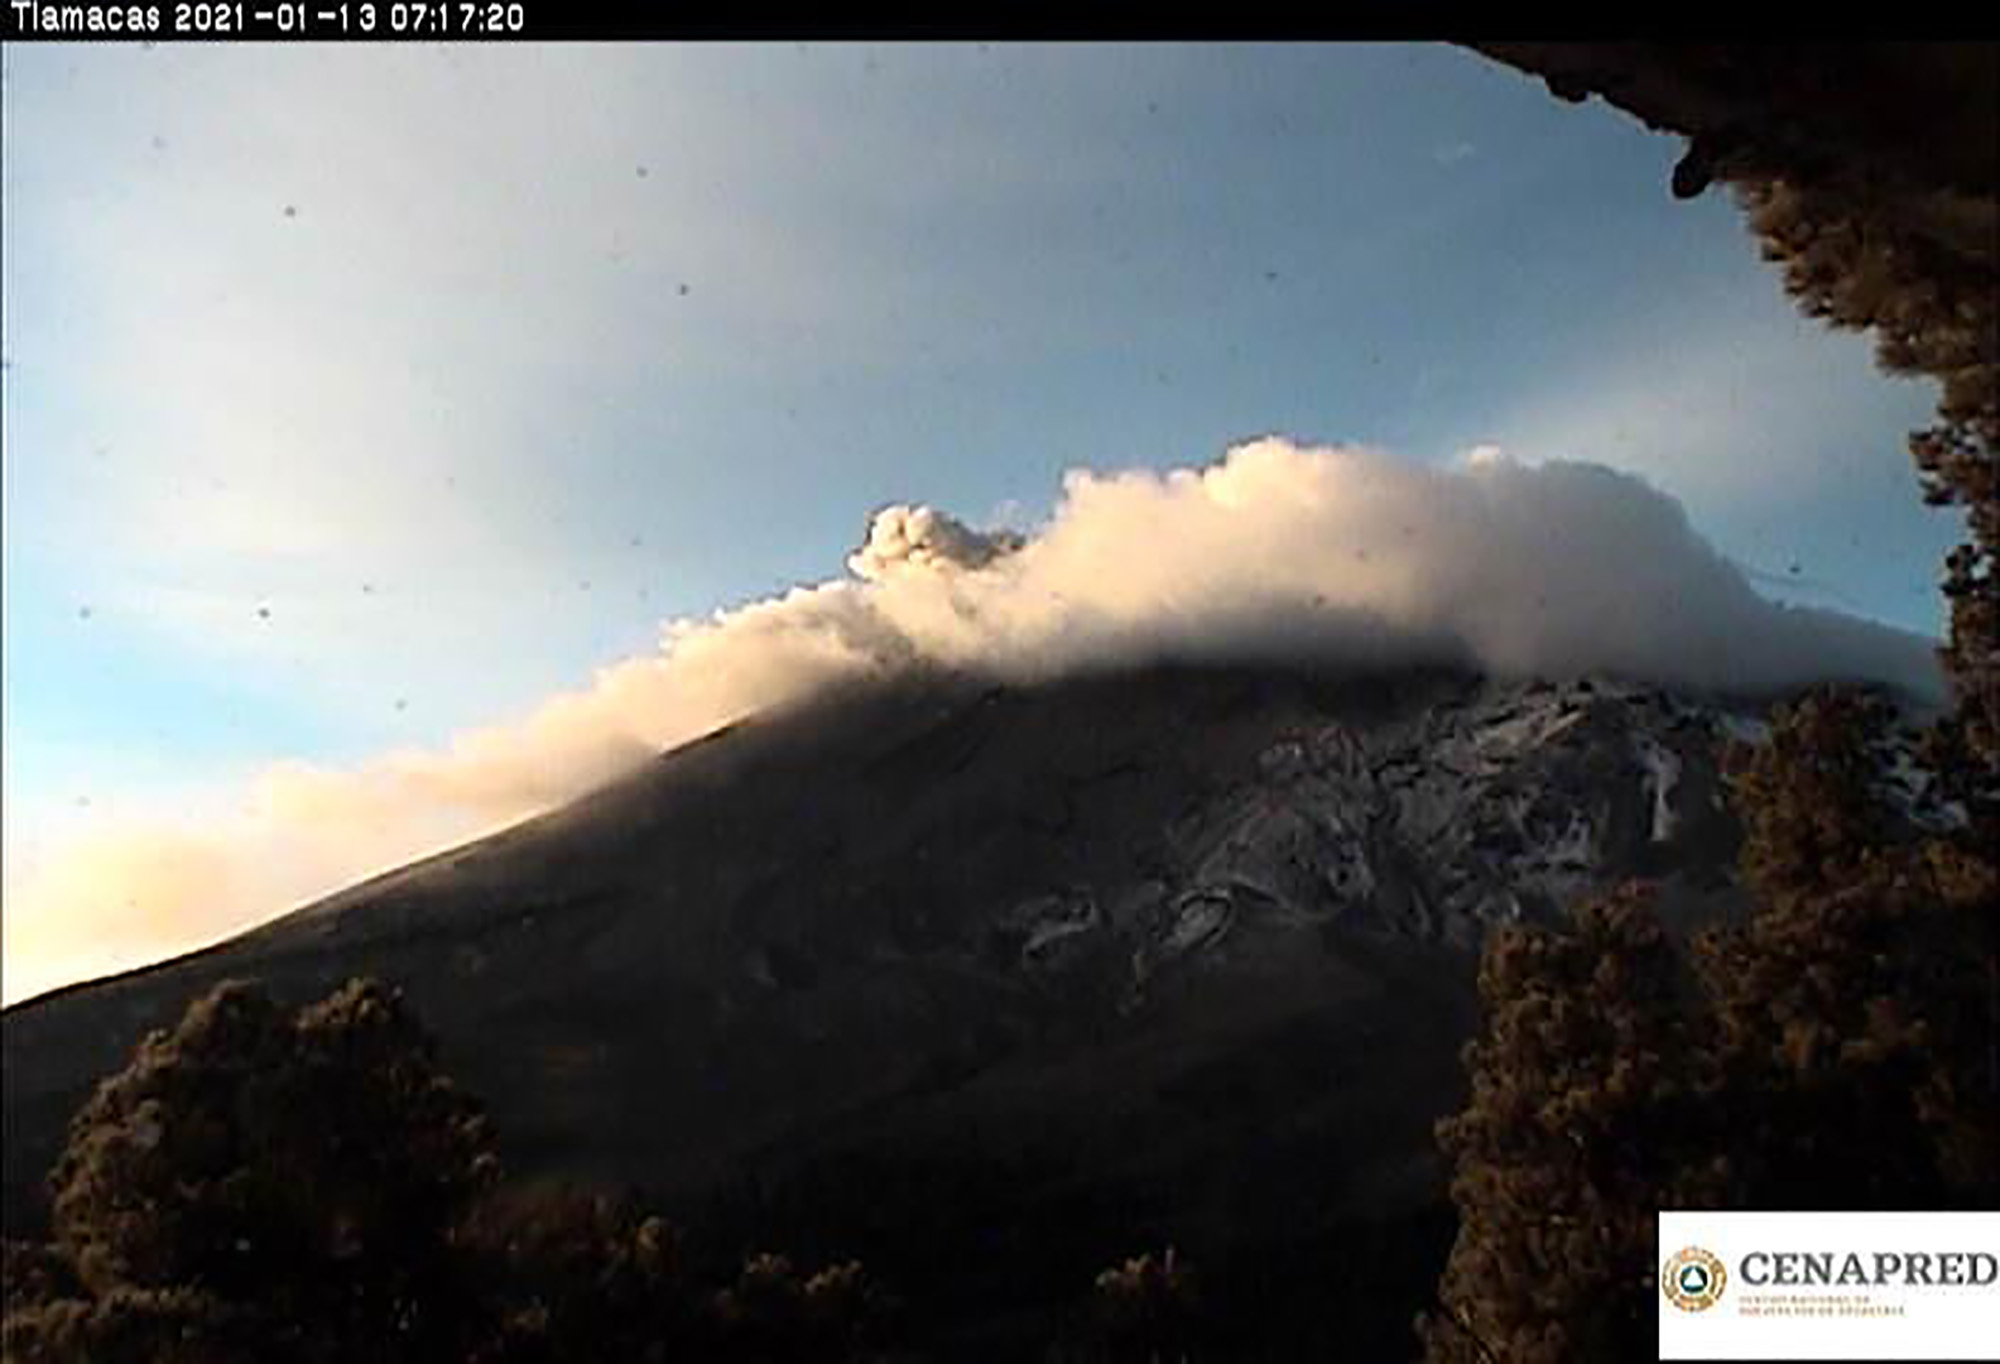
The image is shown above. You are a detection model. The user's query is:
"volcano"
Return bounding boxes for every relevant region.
[6,661,1918,1354]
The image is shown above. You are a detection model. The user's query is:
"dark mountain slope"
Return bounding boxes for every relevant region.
[4,662,1770,1352]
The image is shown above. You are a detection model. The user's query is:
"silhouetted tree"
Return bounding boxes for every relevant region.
[1419,885,1718,1364]
[711,1250,891,1363]
[1,978,902,1362]
[1,1280,246,1364]
[9,977,498,1362]
[1424,693,1998,1363]
[1697,690,1998,1206]
[1427,46,1999,1362]
[1742,177,1998,823]
[1076,1245,1205,1363]
[454,1182,705,1364]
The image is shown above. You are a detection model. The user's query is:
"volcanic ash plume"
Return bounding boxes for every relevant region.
[0,438,1942,1003]
[847,504,1026,581]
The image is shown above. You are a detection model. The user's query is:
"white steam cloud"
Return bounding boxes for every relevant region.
[1,438,1940,1003]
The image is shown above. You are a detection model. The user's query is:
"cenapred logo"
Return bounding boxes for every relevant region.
[1660,1211,2000,1360]
[1662,1246,1729,1312]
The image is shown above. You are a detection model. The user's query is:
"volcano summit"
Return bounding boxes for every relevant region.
[3,658,1946,1353]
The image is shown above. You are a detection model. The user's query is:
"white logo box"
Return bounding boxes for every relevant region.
[1659,1211,2000,1360]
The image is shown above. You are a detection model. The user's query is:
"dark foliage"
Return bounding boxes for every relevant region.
[11,977,498,1363]
[711,1251,892,1363]
[1418,885,1718,1363]
[2,980,893,1364]
[1428,44,1999,1363]
[1743,177,1998,826]
[1698,691,1997,1207]
[1424,693,1999,1363]
[1079,1246,1206,1363]
[454,1183,702,1363]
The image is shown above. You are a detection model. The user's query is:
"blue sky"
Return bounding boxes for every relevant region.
[0,42,1961,996]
